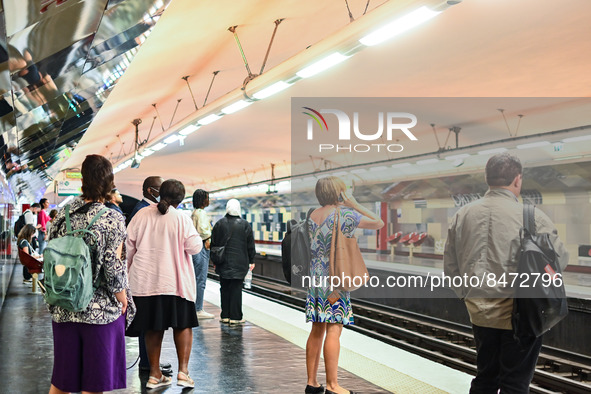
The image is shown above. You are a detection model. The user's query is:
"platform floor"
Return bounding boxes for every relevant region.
[0,261,386,393]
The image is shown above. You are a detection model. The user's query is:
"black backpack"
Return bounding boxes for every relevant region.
[281,208,314,287]
[13,212,27,236]
[512,204,568,341]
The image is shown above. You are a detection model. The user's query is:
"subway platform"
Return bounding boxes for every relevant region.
[0,260,471,393]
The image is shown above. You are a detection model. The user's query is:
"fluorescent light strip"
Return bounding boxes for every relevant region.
[478,148,508,155]
[58,195,75,208]
[369,166,388,171]
[296,53,350,78]
[562,135,591,143]
[359,6,441,46]
[124,159,133,166]
[516,141,550,149]
[416,158,440,165]
[140,149,155,157]
[151,142,167,151]
[222,100,253,114]
[198,114,222,125]
[445,153,470,161]
[179,125,200,136]
[351,168,368,174]
[252,81,292,100]
[164,134,180,144]
[392,162,411,168]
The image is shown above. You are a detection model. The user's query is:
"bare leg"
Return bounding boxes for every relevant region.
[306,322,327,387]
[49,385,69,394]
[325,323,347,393]
[144,330,165,379]
[172,327,193,375]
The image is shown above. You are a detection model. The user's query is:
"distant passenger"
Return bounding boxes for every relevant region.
[126,179,202,389]
[211,198,255,324]
[46,208,58,240]
[125,175,169,376]
[126,175,163,225]
[47,154,134,394]
[191,189,214,319]
[105,188,124,215]
[444,153,568,394]
[25,202,41,250]
[305,176,383,394]
[37,198,51,253]
[17,224,40,282]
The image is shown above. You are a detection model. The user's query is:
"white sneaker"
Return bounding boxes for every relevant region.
[196,310,214,319]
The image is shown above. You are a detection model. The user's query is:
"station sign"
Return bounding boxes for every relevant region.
[57,180,82,196]
[65,171,82,179]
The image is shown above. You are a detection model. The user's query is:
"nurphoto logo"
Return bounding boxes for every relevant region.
[302,107,418,153]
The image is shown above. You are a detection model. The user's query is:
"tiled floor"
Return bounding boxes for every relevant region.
[0,267,386,393]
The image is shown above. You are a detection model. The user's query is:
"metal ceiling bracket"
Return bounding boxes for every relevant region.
[152,103,165,132]
[228,26,256,79]
[182,76,198,111]
[203,71,220,107]
[169,99,182,128]
[450,126,461,149]
[259,19,285,75]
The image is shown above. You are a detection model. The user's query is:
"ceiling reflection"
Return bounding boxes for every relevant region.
[0,0,171,203]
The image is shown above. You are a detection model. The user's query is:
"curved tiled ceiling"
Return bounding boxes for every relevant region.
[0,0,172,203]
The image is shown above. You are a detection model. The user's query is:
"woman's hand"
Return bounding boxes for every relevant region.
[115,290,127,315]
[204,239,211,250]
[340,189,360,210]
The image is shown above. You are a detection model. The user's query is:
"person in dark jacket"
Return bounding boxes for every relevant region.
[211,199,255,324]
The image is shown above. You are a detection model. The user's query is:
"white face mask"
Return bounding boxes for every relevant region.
[149,187,160,203]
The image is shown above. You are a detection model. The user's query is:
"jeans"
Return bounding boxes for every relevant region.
[38,231,46,254]
[192,246,210,311]
[470,324,543,394]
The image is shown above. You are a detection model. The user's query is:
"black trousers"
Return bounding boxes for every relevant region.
[470,324,542,394]
[220,278,243,320]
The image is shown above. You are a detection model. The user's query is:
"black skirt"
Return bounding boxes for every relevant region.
[126,295,198,337]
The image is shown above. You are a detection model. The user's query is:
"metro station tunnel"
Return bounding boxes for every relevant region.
[1,1,591,393]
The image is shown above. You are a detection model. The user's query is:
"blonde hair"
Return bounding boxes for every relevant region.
[315,176,346,206]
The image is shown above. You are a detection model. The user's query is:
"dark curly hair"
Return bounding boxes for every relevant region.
[192,189,209,209]
[81,155,114,202]
[157,179,186,214]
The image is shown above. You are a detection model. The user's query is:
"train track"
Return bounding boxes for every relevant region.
[217,272,591,394]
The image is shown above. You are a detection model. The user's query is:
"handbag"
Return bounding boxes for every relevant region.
[329,207,369,291]
[512,204,568,340]
[210,220,234,265]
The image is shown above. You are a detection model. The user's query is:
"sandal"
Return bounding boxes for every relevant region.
[146,374,172,389]
[177,371,195,388]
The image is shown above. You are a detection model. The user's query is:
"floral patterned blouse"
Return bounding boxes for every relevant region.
[47,198,136,327]
[305,207,362,326]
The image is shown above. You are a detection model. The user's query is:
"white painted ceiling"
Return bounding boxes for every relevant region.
[59,0,591,200]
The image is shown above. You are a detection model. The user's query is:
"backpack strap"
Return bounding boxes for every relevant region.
[523,203,536,236]
[65,206,110,239]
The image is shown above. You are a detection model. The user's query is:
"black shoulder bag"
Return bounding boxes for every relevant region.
[210,219,235,266]
[512,204,568,341]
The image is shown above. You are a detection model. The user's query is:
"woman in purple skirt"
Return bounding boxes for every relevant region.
[47,155,135,394]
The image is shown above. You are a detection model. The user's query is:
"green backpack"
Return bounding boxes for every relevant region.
[43,205,109,312]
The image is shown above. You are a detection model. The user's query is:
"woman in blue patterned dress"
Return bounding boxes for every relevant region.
[305,177,384,394]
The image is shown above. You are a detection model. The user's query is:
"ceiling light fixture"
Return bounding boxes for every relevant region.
[179,124,200,136]
[222,100,253,114]
[444,153,470,161]
[296,53,350,78]
[478,147,508,155]
[516,141,550,149]
[164,134,180,144]
[416,158,440,165]
[150,142,167,151]
[359,6,441,46]
[252,81,292,100]
[198,114,222,125]
[562,135,591,143]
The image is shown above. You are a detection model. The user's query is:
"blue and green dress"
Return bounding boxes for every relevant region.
[305,207,362,326]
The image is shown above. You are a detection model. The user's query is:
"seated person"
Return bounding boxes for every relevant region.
[18,224,42,282]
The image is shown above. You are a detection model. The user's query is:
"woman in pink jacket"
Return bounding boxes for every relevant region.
[127,179,202,389]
